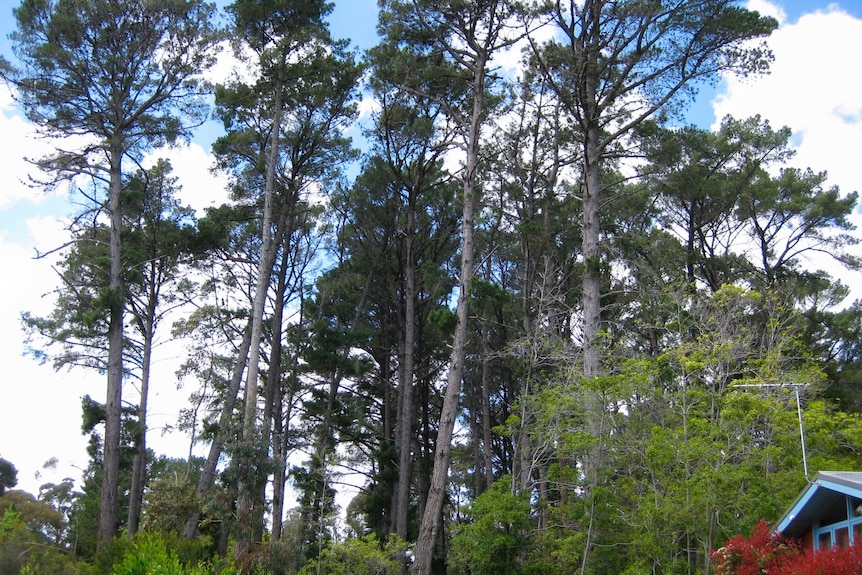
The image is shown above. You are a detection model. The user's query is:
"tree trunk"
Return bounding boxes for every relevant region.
[271,367,296,540]
[480,314,494,491]
[578,5,604,568]
[236,67,284,552]
[99,143,125,546]
[412,50,486,575]
[126,318,153,536]
[265,245,290,539]
[394,196,417,544]
[183,321,252,539]
[417,370,431,522]
[127,256,161,537]
[255,244,289,543]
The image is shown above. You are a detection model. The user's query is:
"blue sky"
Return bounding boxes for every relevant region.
[0,0,861,497]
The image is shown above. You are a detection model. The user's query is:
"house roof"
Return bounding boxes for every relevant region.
[776,471,862,539]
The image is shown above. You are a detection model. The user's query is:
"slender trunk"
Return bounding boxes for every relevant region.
[254,203,298,539]
[236,68,284,551]
[413,51,486,575]
[579,113,603,575]
[395,198,417,544]
[686,209,698,289]
[470,385,482,497]
[581,117,601,382]
[265,246,289,539]
[272,372,296,540]
[537,465,549,530]
[417,372,431,522]
[480,314,493,491]
[579,393,607,575]
[272,297,303,540]
[254,245,289,543]
[579,3,605,568]
[413,283,470,575]
[127,435,145,537]
[99,143,125,546]
[127,257,160,537]
[183,321,252,539]
[126,320,153,536]
[516,369,533,493]
[515,210,535,495]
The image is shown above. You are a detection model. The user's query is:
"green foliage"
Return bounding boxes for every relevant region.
[449,479,532,575]
[356,442,399,540]
[6,0,219,156]
[0,494,81,575]
[21,230,113,372]
[5,0,862,572]
[504,284,841,573]
[297,534,406,575]
[0,506,32,575]
[112,532,234,575]
[0,506,23,538]
[68,394,141,555]
[643,115,859,294]
[288,455,339,561]
[140,471,200,535]
[0,457,18,496]
[0,490,65,541]
[801,401,862,471]
[233,538,300,575]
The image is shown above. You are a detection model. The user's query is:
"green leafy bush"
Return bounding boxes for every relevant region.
[113,532,234,575]
[298,534,406,575]
[448,479,531,575]
[1,501,81,575]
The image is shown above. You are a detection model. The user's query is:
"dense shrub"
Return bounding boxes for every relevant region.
[112,532,234,575]
[297,534,405,575]
[0,500,81,575]
[713,520,862,575]
[784,543,862,575]
[712,520,799,575]
[448,480,532,575]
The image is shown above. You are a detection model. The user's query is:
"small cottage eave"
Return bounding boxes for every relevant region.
[776,471,862,548]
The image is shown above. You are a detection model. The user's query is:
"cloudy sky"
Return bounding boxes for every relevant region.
[0,0,860,497]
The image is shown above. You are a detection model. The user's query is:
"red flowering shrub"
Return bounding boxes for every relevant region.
[712,520,862,575]
[712,520,798,575]
[786,543,862,575]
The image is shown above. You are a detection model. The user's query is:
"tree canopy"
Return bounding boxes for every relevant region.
[3,1,861,574]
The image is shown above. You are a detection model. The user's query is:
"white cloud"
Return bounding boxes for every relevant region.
[0,217,96,494]
[356,92,381,123]
[144,142,231,216]
[713,5,862,197]
[206,39,259,87]
[0,213,199,494]
[712,3,862,298]
[0,85,55,209]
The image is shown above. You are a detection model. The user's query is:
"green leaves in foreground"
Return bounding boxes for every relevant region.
[449,480,531,575]
[113,532,234,575]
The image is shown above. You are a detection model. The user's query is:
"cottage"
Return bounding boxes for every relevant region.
[775,471,862,551]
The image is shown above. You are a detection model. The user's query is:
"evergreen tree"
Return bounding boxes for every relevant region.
[531,2,777,567]
[374,2,536,570]
[4,0,218,543]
